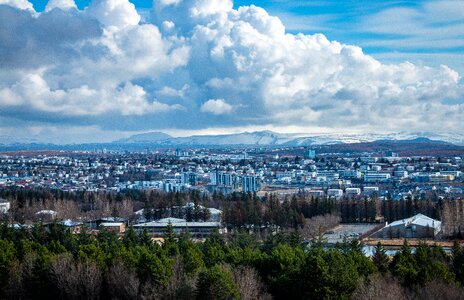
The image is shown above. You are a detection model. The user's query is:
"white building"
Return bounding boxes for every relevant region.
[364,172,391,182]
[327,189,343,198]
[133,217,225,238]
[242,175,260,193]
[317,170,339,181]
[339,170,362,179]
[381,214,441,239]
[345,188,361,196]
[363,186,379,195]
[0,199,10,214]
[394,170,408,178]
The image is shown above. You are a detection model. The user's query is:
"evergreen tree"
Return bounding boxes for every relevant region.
[196,265,240,300]
[372,242,389,274]
[163,222,179,257]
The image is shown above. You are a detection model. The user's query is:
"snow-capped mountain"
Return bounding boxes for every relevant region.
[113,131,464,146]
[115,132,172,143]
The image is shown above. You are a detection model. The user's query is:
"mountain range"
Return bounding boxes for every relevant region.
[1,131,464,152]
[112,130,464,147]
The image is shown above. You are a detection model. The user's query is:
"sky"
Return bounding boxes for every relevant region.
[0,0,463,144]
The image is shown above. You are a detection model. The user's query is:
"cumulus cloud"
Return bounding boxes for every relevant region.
[45,0,76,12]
[0,0,462,142]
[201,99,234,115]
[0,0,33,11]
[86,0,140,29]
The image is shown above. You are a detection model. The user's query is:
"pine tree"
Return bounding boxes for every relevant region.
[372,242,389,274]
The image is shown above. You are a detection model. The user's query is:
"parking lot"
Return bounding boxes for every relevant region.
[323,224,380,244]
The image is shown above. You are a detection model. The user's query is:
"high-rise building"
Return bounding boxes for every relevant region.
[182,172,197,186]
[242,175,260,193]
[305,149,316,159]
[386,151,399,157]
[210,171,238,187]
[209,171,238,194]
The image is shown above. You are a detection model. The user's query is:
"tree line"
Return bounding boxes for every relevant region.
[1,223,464,299]
[1,188,463,239]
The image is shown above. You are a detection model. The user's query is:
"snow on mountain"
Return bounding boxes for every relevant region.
[113,131,464,146]
[115,132,172,143]
[153,131,295,146]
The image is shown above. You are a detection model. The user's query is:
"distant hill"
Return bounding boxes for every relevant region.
[114,130,295,146]
[115,132,172,143]
[113,131,464,147]
[0,131,463,152]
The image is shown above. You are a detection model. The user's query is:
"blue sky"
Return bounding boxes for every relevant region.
[1,0,463,143]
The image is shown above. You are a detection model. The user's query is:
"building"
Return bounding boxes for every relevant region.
[210,171,238,194]
[242,175,260,193]
[394,170,408,178]
[0,199,10,214]
[317,170,339,181]
[210,171,235,186]
[364,172,390,183]
[100,222,126,233]
[340,170,361,179]
[163,181,185,192]
[133,217,225,238]
[182,172,198,186]
[386,151,399,157]
[381,214,441,239]
[305,149,316,159]
[60,219,84,234]
[363,186,379,195]
[327,189,343,198]
[345,188,361,196]
[440,171,462,178]
[429,174,455,183]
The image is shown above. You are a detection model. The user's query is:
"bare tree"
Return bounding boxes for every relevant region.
[106,259,140,300]
[50,254,80,300]
[302,213,340,239]
[77,259,103,300]
[231,266,271,300]
[351,275,407,300]
[4,259,24,299]
[158,256,196,300]
[411,280,464,300]
[50,254,102,300]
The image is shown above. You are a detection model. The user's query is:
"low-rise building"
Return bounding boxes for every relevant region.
[100,222,126,233]
[133,217,225,238]
[363,186,379,195]
[364,172,391,183]
[0,199,10,214]
[381,214,441,239]
[327,189,343,198]
[345,188,361,196]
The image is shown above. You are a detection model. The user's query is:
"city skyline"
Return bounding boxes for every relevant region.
[0,0,463,144]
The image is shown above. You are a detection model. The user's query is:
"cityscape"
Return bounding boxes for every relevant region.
[1,0,464,299]
[0,146,462,200]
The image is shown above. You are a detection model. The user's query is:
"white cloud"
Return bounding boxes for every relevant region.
[359,1,464,51]
[201,99,234,115]
[86,0,140,29]
[0,0,462,142]
[0,0,33,10]
[45,0,76,12]
[0,72,182,116]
